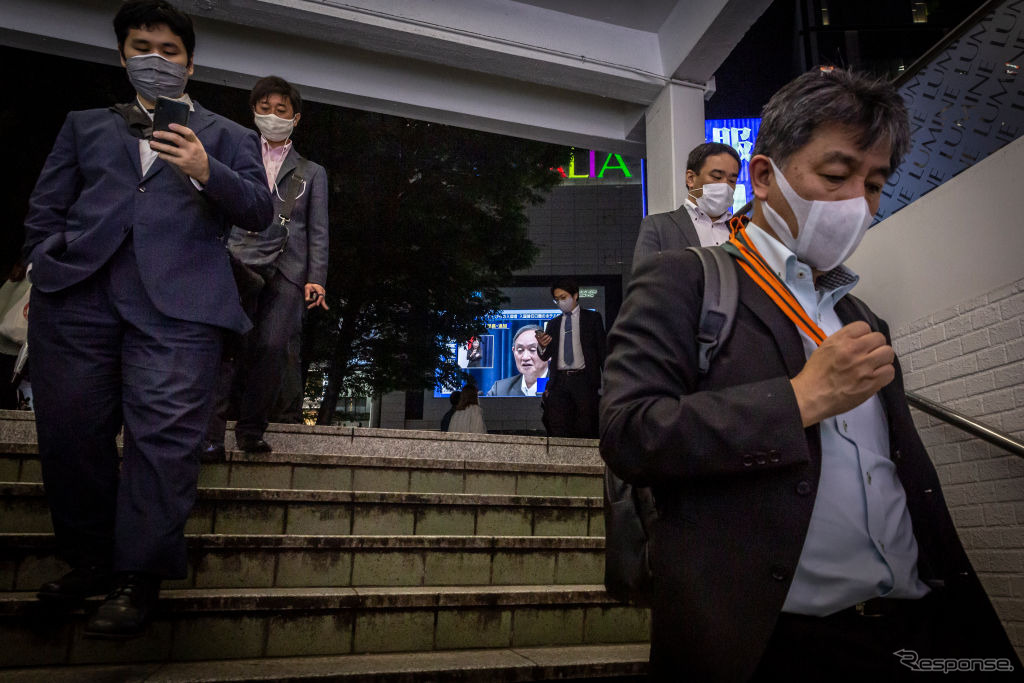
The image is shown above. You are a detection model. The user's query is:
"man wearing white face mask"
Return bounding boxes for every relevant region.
[204,76,330,457]
[632,142,740,271]
[601,69,1018,680]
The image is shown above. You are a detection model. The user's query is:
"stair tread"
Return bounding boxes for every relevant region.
[0,643,649,682]
[0,583,617,610]
[1,443,605,475]
[1,482,601,507]
[1,532,605,550]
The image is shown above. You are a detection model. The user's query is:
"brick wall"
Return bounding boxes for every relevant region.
[893,276,1024,651]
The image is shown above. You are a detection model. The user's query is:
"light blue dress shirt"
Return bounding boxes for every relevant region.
[744,223,930,616]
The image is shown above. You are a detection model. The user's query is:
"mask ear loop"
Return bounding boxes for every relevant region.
[272,178,307,202]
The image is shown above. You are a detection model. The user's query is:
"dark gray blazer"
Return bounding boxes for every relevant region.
[600,249,1017,680]
[631,205,700,272]
[233,146,329,288]
[486,374,526,397]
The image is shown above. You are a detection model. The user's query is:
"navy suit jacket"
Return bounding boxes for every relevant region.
[24,102,273,334]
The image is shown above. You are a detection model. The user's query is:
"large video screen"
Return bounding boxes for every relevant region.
[435,309,558,398]
[435,285,606,398]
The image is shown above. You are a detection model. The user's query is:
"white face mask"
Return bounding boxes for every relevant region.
[254,112,296,142]
[691,182,735,218]
[556,298,575,314]
[761,159,874,271]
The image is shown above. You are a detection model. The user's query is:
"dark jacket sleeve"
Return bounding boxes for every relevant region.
[23,113,80,262]
[305,162,330,286]
[202,128,273,233]
[599,250,809,486]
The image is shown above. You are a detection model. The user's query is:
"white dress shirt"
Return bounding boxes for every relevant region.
[520,367,549,396]
[744,222,930,616]
[683,197,732,246]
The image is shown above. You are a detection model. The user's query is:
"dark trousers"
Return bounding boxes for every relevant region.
[207,269,302,443]
[544,371,599,438]
[28,238,222,578]
[748,593,1021,683]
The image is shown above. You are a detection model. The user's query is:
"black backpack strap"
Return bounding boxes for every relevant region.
[687,246,739,375]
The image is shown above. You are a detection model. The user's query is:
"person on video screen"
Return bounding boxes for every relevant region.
[487,325,549,397]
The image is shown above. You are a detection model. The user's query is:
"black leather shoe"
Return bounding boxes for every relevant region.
[38,566,113,603]
[235,435,272,453]
[84,573,161,640]
[199,440,226,462]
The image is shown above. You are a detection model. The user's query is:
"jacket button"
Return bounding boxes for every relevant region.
[138,186,145,192]
[742,455,753,467]
[771,565,788,581]
[796,481,812,496]
[893,449,903,462]
[769,450,781,463]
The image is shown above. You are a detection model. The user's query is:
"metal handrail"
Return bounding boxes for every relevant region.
[906,391,1024,458]
[891,0,1005,88]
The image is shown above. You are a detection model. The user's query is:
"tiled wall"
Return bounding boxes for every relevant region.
[893,277,1024,652]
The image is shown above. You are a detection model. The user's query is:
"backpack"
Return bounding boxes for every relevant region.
[603,246,738,605]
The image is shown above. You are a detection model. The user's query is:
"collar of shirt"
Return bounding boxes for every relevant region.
[520,367,549,396]
[744,221,860,311]
[261,137,292,190]
[684,197,731,227]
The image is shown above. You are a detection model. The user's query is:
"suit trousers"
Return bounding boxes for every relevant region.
[207,268,303,443]
[28,237,222,578]
[747,591,1018,683]
[544,371,599,438]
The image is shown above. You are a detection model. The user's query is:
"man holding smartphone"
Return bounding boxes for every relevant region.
[23,0,271,638]
[203,76,330,457]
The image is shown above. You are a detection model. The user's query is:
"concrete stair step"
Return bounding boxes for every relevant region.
[0,447,603,498]
[0,585,650,667]
[3,534,606,591]
[0,643,649,681]
[0,411,603,467]
[1,483,604,537]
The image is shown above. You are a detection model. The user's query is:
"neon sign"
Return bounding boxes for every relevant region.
[556,150,636,181]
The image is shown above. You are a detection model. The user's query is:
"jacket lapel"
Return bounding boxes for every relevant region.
[736,263,806,378]
[667,206,698,247]
[113,109,144,180]
[276,147,300,186]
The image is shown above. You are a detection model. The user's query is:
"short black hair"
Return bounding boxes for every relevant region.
[687,143,741,174]
[448,390,462,407]
[114,0,196,61]
[250,75,303,114]
[550,278,579,299]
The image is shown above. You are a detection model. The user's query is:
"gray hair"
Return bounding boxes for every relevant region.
[512,324,543,345]
[753,69,910,173]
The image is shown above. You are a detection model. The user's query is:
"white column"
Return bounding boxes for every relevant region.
[644,83,706,215]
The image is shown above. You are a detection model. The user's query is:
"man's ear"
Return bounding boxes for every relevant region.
[292,112,301,127]
[684,169,696,190]
[749,155,773,201]
[119,46,127,68]
[186,58,194,77]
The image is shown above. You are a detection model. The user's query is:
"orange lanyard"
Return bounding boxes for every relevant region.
[722,224,828,346]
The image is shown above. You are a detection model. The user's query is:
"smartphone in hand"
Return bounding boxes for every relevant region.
[152,96,190,142]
